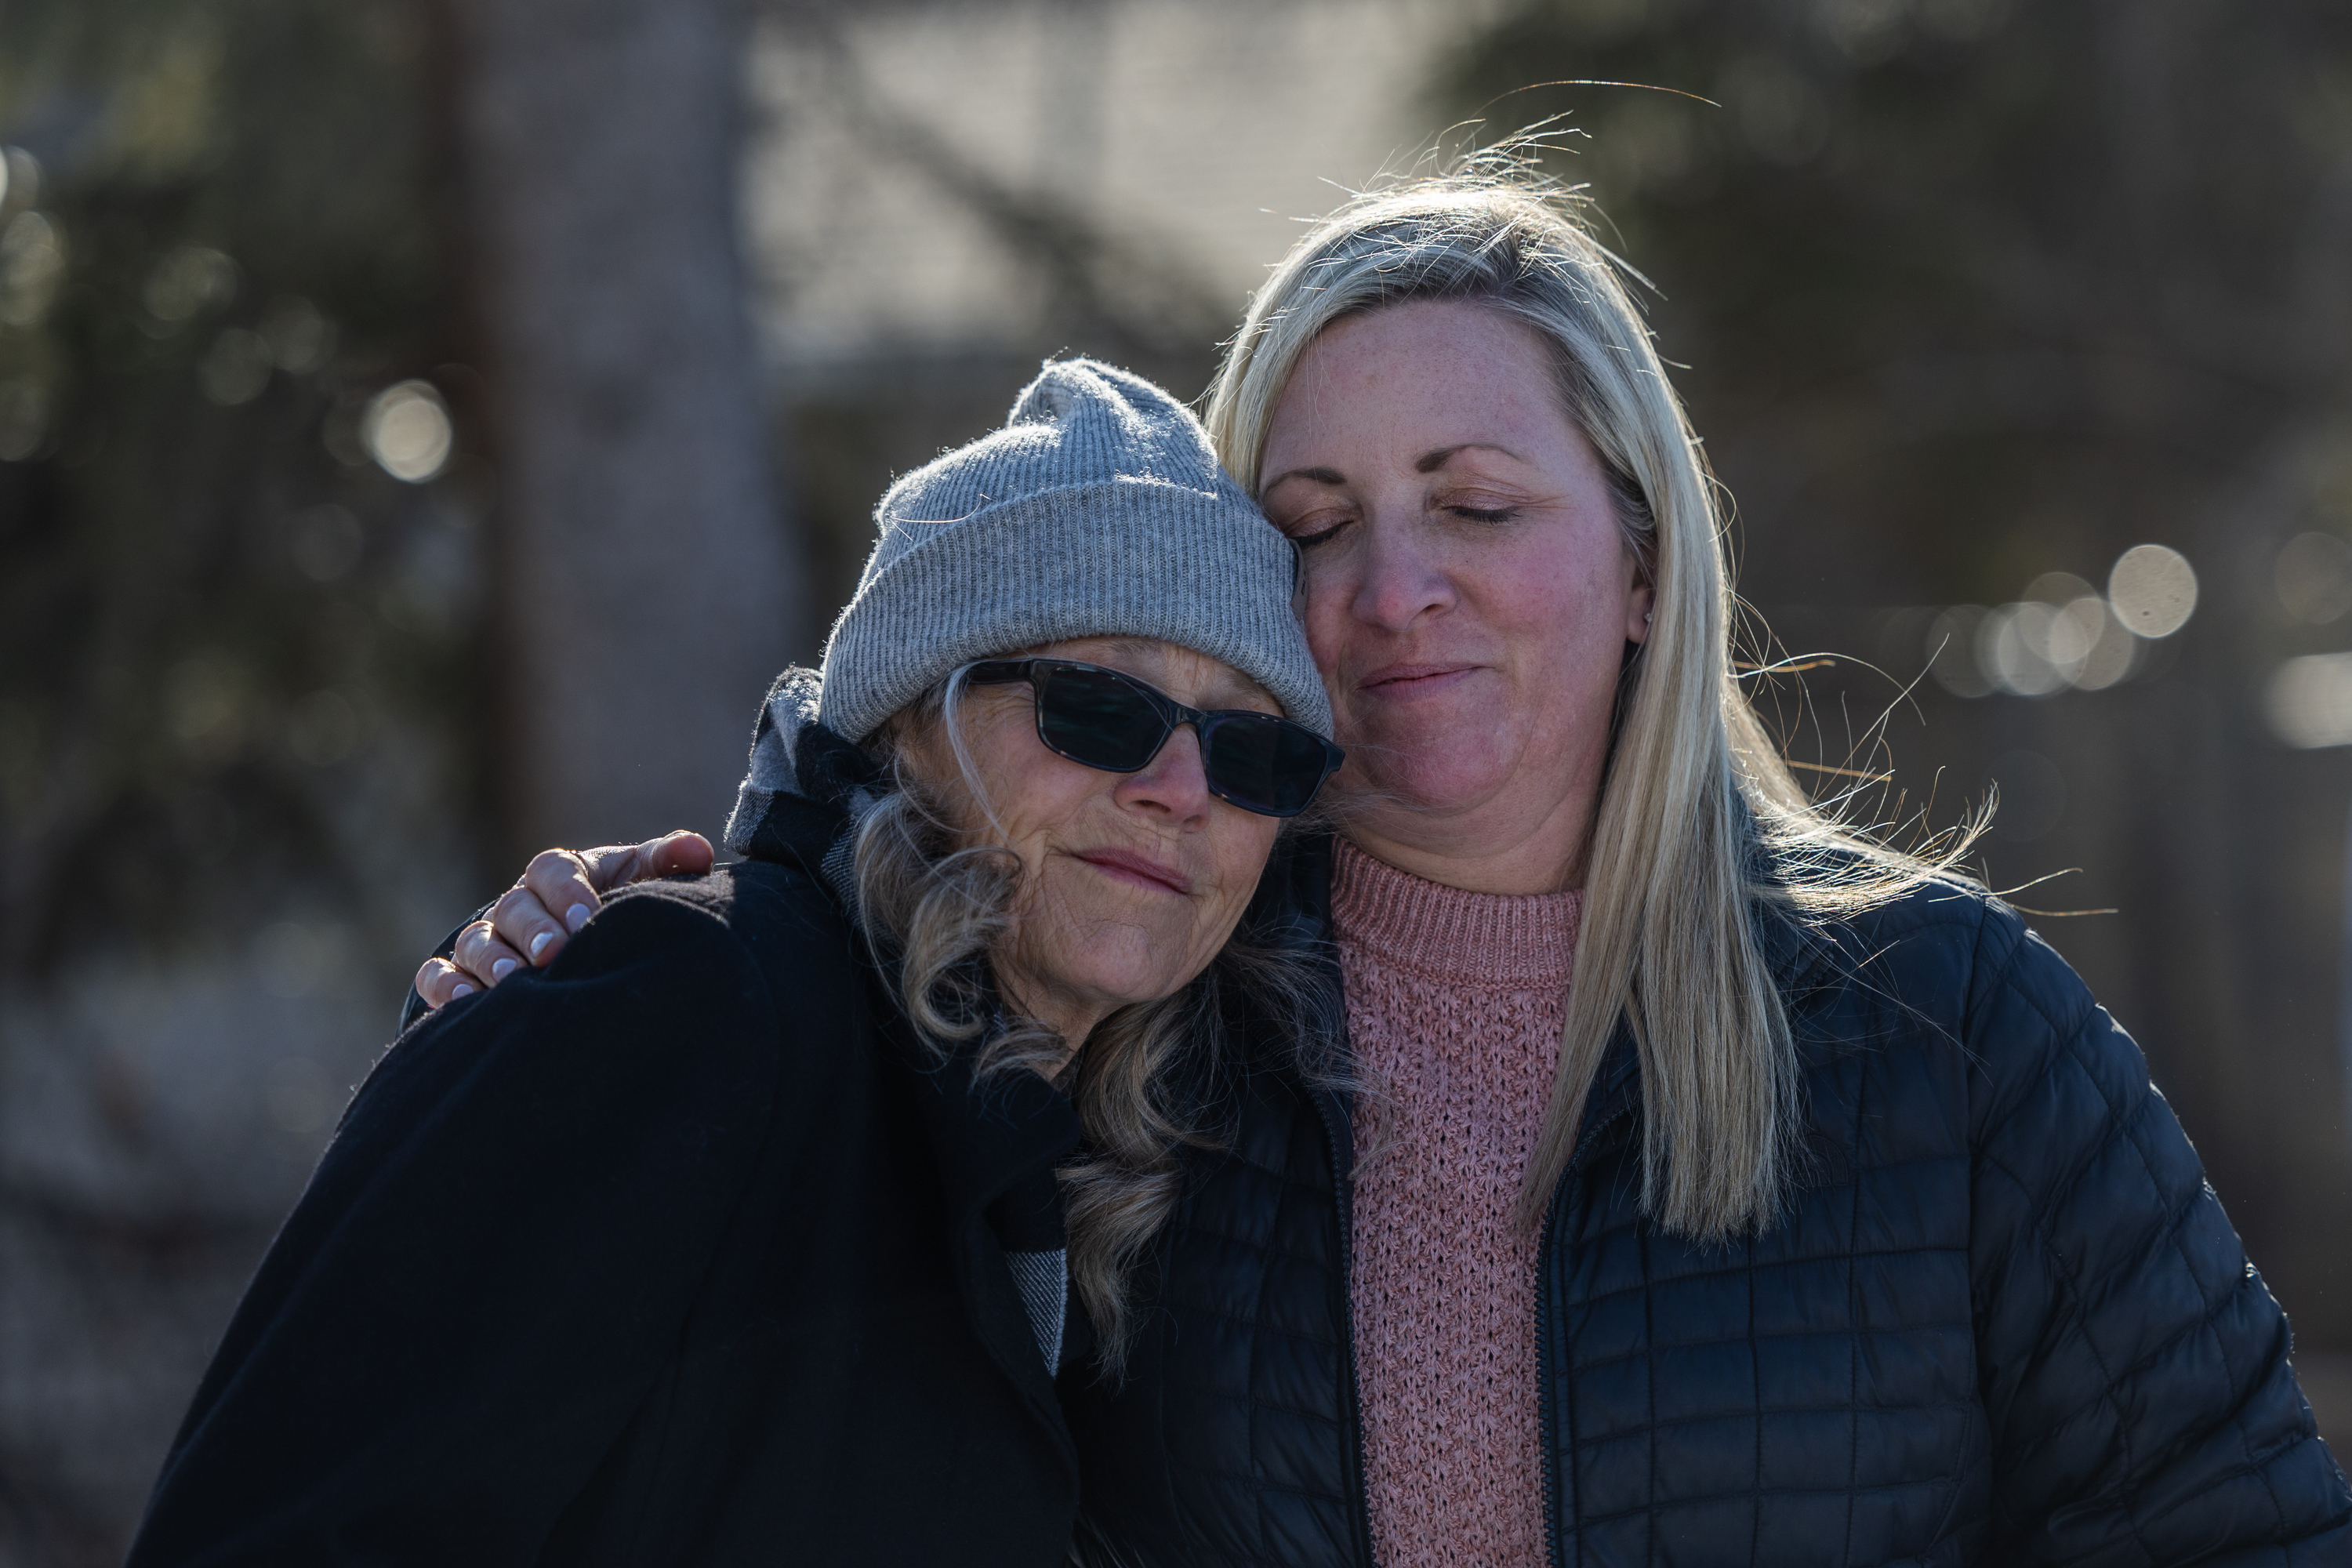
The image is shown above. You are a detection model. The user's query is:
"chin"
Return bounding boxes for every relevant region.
[1345,728,1521,815]
[1039,927,1189,1011]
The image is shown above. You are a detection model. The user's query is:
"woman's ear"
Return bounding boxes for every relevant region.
[1624,554,1657,645]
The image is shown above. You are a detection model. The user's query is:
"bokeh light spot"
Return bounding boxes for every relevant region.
[2068,597,2140,690]
[2107,543,2197,637]
[2265,653,2352,749]
[0,149,37,210]
[2024,571,2096,606]
[0,379,49,461]
[257,296,336,375]
[1926,605,1991,696]
[362,379,452,482]
[144,245,239,322]
[2274,532,2352,625]
[198,328,272,405]
[1979,602,2067,696]
[0,210,66,328]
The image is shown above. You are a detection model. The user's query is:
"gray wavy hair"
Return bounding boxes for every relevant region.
[850,677,1344,1373]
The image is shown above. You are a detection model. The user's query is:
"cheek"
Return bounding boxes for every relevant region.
[1219,818,1282,895]
[962,734,1105,865]
[1297,567,1349,676]
[1196,819,1280,944]
[1490,528,1633,665]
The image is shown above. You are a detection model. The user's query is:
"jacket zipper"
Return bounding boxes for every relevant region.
[1312,1089,1377,1568]
[1537,1099,1637,1568]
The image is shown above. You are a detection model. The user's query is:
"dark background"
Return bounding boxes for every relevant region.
[2,0,2347,1556]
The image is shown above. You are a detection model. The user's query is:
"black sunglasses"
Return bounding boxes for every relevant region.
[960,659,1344,818]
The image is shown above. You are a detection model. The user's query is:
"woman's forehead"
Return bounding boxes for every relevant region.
[1262,310,1577,484]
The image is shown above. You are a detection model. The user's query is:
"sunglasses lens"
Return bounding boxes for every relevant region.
[1034,665,1168,770]
[1015,660,1335,817]
[1203,714,1334,817]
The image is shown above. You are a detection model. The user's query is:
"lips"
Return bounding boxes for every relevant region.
[1073,848,1193,896]
[1357,661,1480,695]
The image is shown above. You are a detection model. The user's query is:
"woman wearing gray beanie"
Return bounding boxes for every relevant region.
[127,361,1343,1566]
[412,162,2345,1566]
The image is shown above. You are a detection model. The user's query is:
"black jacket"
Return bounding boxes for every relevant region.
[1063,833,2352,1566]
[129,793,1083,1566]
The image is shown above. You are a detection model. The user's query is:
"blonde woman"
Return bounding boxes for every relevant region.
[129,362,1345,1566]
[419,169,2349,1563]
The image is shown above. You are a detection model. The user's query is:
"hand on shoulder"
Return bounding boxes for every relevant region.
[412,830,713,1009]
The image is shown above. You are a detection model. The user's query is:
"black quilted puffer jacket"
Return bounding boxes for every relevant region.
[1062,832,2352,1566]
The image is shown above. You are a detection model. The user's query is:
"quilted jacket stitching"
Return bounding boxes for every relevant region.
[1060,866,2352,1565]
[1957,968,2145,1561]
[1992,953,2281,1486]
[1963,933,2284,1562]
[1566,1232,1975,1311]
[1563,1312,1977,1373]
[1565,1396,1980,1444]
[2140,1406,2303,1542]
[1574,1472,1966,1525]
[1971,1153,2238,1461]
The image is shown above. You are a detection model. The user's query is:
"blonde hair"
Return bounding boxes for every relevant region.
[1205,153,1963,1240]
[851,678,1338,1370]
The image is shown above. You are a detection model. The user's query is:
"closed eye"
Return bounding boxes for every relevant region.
[1285,515,1352,548]
[1449,505,1519,524]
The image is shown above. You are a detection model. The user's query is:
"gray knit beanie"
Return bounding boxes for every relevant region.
[815,358,1330,742]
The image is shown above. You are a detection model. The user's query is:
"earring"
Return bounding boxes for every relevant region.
[1644,611,1653,626]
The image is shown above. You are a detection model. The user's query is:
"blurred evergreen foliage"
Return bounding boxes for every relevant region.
[1439,0,2352,1327]
[0,0,488,978]
[1439,0,2352,614]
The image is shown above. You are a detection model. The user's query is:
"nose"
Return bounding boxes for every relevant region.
[1349,510,1454,633]
[1112,724,1214,822]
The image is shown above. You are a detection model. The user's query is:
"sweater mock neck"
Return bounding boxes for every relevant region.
[1327,837,1581,993]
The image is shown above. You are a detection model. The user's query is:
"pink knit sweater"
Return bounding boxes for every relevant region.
[1330,837,1581,1568]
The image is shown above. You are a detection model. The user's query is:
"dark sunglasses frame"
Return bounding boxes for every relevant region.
[959,658,1344,818]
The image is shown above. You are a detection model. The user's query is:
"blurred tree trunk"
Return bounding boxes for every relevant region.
[449,0,800,851]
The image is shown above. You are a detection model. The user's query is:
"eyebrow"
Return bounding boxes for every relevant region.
[1260,443,1530,495]
[1414,441,1526,472]
[1259,464,1345,495]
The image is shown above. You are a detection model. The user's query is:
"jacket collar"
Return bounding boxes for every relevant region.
[724,670,1082,1413]
[723,666,883,887]
[889,1022,1080,1231]
[724,668,1080,1172]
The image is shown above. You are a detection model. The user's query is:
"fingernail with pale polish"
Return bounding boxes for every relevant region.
[452,983,476,999]
[492,957,517,980]
[564,903,591,931]
[529,931,557,960]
